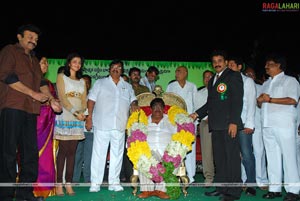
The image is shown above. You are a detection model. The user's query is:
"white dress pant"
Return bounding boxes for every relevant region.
[185,142,196,182]
[263,127,300,194]
[139,172,166,192]
[253,126,269,186]
[297,132,300,176]
[90,129,125,186]
[184,123,197,182]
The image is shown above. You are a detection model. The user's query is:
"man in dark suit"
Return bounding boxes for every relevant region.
[190,50,244,201]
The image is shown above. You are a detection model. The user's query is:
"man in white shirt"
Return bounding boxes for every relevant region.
[228,57,257,196]
[244,66,269,189]
[86,60,138,192]
[138,98,176,199]
[140,66,159,92]
[296,98,300,178]
[195,70,215,184]
[166,66,198,183]
[257,54,300,201]
[291,71,300,180]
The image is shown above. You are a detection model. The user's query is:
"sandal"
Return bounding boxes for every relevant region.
[56,183,65,196]
[65,183,75,196]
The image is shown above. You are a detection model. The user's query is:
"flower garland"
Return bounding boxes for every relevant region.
[126,105,195,199]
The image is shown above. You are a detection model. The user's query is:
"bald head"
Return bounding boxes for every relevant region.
[175,66,188,81]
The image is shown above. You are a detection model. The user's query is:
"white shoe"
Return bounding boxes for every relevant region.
[89,185,100,192]
[189,177,195,184]
[108,184,124,191]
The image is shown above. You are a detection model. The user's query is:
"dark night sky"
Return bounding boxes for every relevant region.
[1,1,299,73]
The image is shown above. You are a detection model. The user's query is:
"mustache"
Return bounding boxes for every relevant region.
[214,65,221,68]
[28,42,36,47]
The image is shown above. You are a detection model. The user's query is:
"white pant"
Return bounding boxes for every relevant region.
[297,133,300,176]
[185,123,197,182]
[263,126,300,194]
[139,172,166,192]
[253,126,269,186]
[185,139,196,182]
[241,164,246,183]
[90,129,125,186]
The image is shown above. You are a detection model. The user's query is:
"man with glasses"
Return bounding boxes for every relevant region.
[257,54,300,201]
[86,59,138,193]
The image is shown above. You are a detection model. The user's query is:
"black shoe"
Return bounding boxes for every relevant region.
[220,194,239,201]
[34,197,44,201]
[245,187,256,196]
[16,196,45,201]
[283,192,300,201]
[205,190,223,197]
[262,192,282,199]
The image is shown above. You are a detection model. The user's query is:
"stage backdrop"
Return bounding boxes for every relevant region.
[45,59,214,91]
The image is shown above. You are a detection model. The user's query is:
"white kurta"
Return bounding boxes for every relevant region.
[166,81,197,114]
[147,114,177,156]
[260,72,300,194]
[139,114,177,192]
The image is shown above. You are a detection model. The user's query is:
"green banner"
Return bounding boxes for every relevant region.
[45,59,214,91]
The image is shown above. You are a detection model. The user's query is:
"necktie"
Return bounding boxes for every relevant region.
[214,74,219,85]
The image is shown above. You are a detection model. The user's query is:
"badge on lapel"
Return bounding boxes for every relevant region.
[217,83,227,100]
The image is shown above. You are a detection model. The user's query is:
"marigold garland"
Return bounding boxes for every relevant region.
[172,130,195,151]
[126,106,195,200]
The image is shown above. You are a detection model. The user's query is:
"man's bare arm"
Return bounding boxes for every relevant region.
[85,99,95,131]
[10,81,49,102]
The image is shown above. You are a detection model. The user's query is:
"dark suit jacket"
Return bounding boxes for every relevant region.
[195,68,243,131]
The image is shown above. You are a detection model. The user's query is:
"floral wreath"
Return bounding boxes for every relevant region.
[126,105,195,199]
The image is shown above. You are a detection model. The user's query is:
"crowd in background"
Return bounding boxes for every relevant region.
[1,24,300,201]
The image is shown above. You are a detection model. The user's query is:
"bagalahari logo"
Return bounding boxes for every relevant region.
[262,2,299,12]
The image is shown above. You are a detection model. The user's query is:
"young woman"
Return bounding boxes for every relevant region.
[54,53,87,196]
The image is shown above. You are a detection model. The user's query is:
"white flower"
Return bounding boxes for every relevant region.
[175,113,193,124]
[127,105,194,192]
[137,155,159,179]
[166,141,189,158]
[128,122,148,136]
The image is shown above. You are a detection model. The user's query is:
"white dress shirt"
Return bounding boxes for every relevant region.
[195,87,208,120]
[140,76,155,92]
[88,76,136,132]
[166,81,198,114]
[261,72,300,128]
[147,114,177,156]
[241,73,257,129]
